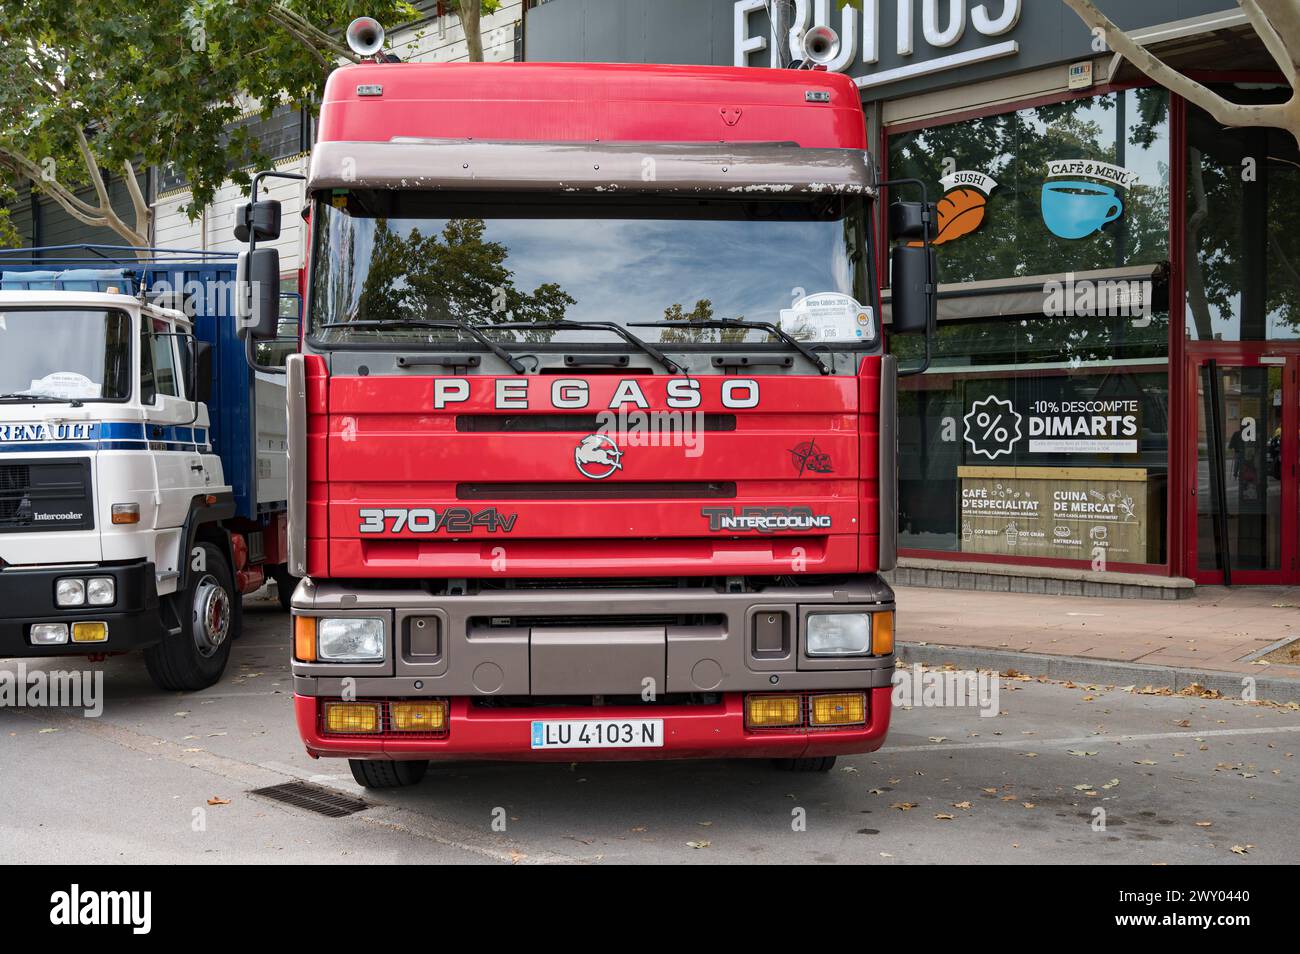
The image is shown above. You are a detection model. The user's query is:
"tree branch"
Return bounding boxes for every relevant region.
[0,145,103,218]
[1062,0,1290,132]
[122,158,151,240]
[1241,0,1298,85]
[265,3,359,64]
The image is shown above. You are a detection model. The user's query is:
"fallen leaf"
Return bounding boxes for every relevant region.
[952,801,972,810]
[686,840,710,849]
[207,796,230,806]
[1067,750,1098,757]
[934,813,955,820]
[890,802,917,812]
[928,737,948,744]
[1022,802,1036,809]
[1231,845,1249,856]
[1195,821,1213,828]
[1133,759,1158,765]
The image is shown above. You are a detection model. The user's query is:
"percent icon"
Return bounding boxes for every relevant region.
[976,411,1009,444]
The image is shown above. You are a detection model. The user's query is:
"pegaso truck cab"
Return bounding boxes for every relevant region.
[237,20,936,787]
[0,252,293,690]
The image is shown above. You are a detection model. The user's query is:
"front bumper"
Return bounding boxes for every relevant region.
[291,576,896,759]
[295,688,893,762]
[0,559,162,656]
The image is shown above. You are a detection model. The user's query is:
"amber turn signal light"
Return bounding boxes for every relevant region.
[872,611,895,656]
[294,616,317,662]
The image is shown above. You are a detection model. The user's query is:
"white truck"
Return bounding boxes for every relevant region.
[0,251,292,690]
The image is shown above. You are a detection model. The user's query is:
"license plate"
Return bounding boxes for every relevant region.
[530,718,664,750]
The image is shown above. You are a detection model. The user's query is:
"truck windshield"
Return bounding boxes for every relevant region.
[0,308,131,402]
[309,191,869,347]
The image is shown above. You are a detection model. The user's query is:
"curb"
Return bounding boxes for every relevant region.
[898,642,1300,706]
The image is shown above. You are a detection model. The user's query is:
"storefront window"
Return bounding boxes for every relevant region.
[1185,88,1300,341]
[889,88,1172,568]
[889,88,1169,282]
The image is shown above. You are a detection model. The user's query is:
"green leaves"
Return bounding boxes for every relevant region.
[0,0,413,241]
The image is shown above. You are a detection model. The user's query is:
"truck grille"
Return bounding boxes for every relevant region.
[0,459,94,532]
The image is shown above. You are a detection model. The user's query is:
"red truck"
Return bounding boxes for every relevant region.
[236,47,936,788]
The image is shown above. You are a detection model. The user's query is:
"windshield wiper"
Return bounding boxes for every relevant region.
[315,320,527,374]
[629,318,831,376]
[492,320,682,375]
[0,392,84,406]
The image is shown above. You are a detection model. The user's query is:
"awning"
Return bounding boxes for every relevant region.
[307,139,876,197]
[881,263,1166,324]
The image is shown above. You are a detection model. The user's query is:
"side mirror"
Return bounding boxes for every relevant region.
[236,247,281,340]
[191,340,213,404]
[234,199,283,243]
[890,244,936,335]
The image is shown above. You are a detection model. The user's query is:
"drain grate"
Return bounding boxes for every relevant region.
[249,781,369,818]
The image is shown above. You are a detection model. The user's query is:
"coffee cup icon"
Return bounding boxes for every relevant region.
[1042,180,1124,239]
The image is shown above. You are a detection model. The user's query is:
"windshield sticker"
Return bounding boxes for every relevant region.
[24,372,101,400]
[780,293,874,343]
[1042,160,1136,240]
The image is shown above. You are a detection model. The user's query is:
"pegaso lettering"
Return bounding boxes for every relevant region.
[432,378,759,411]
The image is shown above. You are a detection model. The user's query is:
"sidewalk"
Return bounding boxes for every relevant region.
[896,585,1300,702]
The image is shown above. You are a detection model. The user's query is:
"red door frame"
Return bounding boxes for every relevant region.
[1183,345,1300,584]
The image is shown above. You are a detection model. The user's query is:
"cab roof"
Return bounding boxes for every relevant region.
[319,61,867,151]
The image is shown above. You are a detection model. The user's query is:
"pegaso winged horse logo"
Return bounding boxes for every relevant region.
[574,433,624,480]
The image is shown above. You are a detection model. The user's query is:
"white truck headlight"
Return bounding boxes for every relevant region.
[55,578,86,607]
[806,613,871,656]
[86,577,116,606]
[31,623,70,645]
[316,618,385,662]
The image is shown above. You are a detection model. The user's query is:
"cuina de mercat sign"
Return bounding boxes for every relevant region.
[734,0,1022,89]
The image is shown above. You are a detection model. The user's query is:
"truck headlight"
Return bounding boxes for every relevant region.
[55,578,86,607]
[805,613,871,656]
[86,577,116,606]
[316,618,385,662]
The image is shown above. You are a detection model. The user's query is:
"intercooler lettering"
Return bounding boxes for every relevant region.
[358,507,518,534]
[701,506,831,532]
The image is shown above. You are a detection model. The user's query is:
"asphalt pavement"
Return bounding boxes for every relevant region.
[2,594,1297,864]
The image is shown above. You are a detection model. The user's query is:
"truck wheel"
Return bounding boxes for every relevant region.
[772,756,837,773]
[349,759,429,789]
[270,566,296,613]
[144,543,236,691]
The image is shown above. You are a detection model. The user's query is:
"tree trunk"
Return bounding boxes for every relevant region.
[458,0,485,62]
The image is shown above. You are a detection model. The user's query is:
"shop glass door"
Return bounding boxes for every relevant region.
[1190,354,1299,583]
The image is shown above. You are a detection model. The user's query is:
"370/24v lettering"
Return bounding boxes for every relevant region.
[358,507,518,534]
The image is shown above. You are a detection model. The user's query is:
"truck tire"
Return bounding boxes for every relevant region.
[144,543,236,691]
[349,759,429,789]
[772,756,838,773]
[270,566,296,613]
